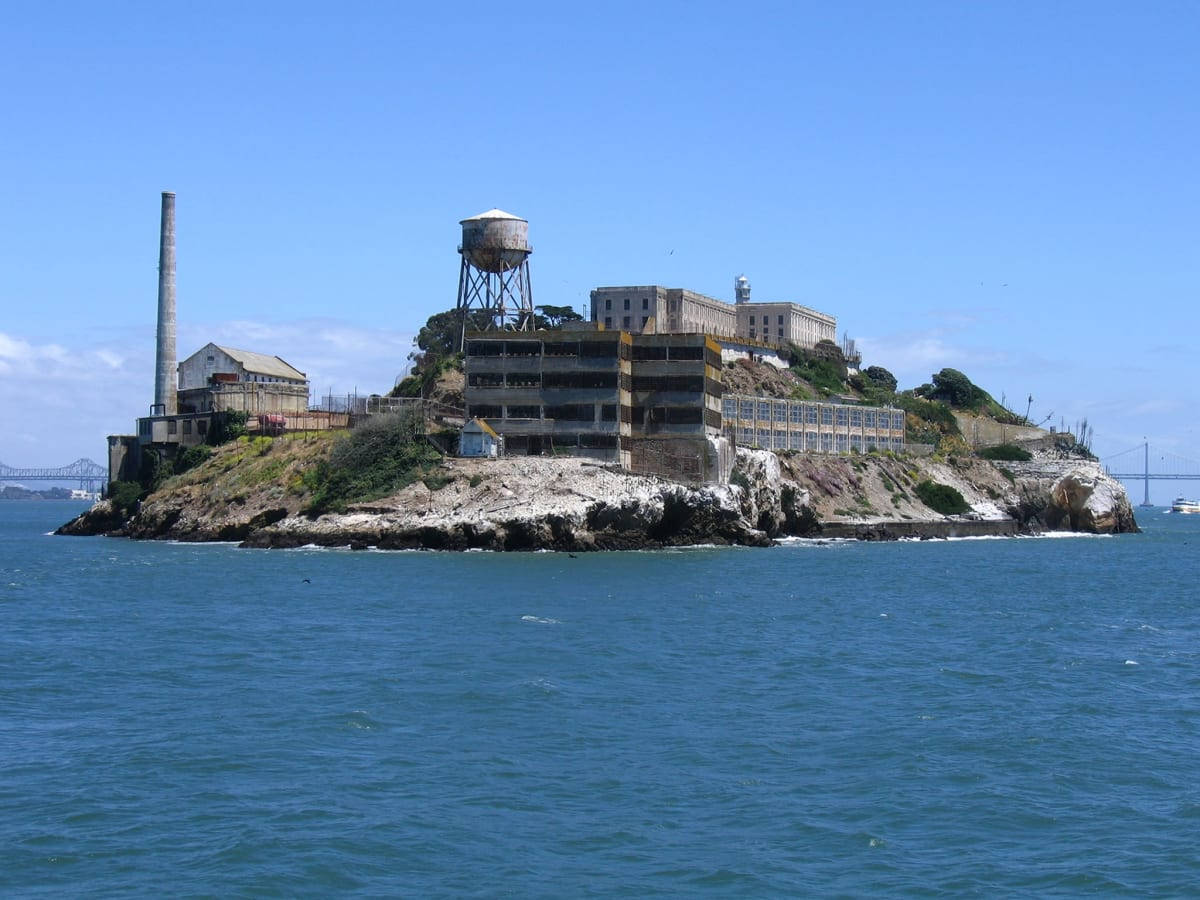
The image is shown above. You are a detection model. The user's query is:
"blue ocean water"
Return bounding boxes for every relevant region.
[2,502,1199,896]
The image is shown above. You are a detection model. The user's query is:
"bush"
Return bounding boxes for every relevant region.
[108,480,144,514]
[174,445,213,475]
[977,443,1032,462]
[303,409,441,514]
[914,480,970,515]
[208,410,249,445]
[138,448,169,494]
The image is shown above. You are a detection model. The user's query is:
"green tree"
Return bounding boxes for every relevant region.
[925,368,984,408]
[863,365,897,393]
[534,304,583,329]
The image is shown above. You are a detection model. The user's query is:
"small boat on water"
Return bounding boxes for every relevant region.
[1170,497,1200,514]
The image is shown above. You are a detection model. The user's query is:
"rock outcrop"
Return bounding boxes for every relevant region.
[58,439,1138,550]
[59,448,817,551]
[1005,459,1138,534]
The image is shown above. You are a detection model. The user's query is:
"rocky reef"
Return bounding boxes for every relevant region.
[58,440,1137,551]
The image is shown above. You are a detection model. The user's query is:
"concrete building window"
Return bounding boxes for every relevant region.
[642,298,648,310]
[623,316,631,328]
[605,298,611,310]
[641,316,648,328]
[749,315,755,324]
[168,420,177,434]
[206,355,214,362]
[624,298,630,310]
[778,315,784,325]
[183,420,192,435]
[197,420,208,436]
[605,317,612,329]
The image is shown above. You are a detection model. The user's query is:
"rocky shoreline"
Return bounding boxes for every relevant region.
[57,442,1138,551]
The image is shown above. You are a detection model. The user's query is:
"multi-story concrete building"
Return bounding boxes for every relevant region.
[463,327,729,478]
[464,327,634,464]
[589,277,836,350]
[590,286,737,338]
[736,302,836,346]
[722,395,906,454]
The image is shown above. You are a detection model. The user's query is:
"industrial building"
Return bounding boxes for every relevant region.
[107,192,320,488]
[589,275,836,350]
[177,343,309,415]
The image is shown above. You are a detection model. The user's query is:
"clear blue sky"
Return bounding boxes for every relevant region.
[2,1,1197,500]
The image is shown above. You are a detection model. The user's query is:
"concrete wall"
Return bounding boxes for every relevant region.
[107,434,139,485]
[954,411,1058,448]
[178,383,309,415]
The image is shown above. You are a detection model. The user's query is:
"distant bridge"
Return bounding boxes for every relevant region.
[0,458,107,491]
[1103,443,1200,504]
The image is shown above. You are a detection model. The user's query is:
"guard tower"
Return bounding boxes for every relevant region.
[734,274,751,304]
[455,208,534,348]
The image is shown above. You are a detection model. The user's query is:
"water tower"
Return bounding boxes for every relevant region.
[454,208,534,347]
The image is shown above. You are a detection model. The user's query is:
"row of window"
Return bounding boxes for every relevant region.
[723,397,905,430]
[145,417,209,437]
[604,315,649,330]
[733,427,905,453]
[466,403,712,427]
[466,340,626,359]
[602,297,651,311]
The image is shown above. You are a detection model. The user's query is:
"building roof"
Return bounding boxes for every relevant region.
[215,346,306,380]
[464,417,499,439]
[461,208,525,222]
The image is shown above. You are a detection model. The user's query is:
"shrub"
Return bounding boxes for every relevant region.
[108,480,144,514]
[138,448,169,494]
[303,409,441,514]
[174,445,212,475]
[422,473,452,491]
[914,480,970,515]
[208,410,249,445]
[977,443,1032,462]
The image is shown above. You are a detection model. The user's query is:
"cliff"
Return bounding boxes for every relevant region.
[58,432,1137,550]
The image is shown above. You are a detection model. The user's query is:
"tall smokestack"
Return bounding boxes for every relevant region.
[153,191,177,416]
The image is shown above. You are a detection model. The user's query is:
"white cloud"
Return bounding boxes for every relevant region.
[0,318,417,465]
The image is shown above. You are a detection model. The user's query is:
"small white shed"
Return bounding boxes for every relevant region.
[459,418,502,458]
